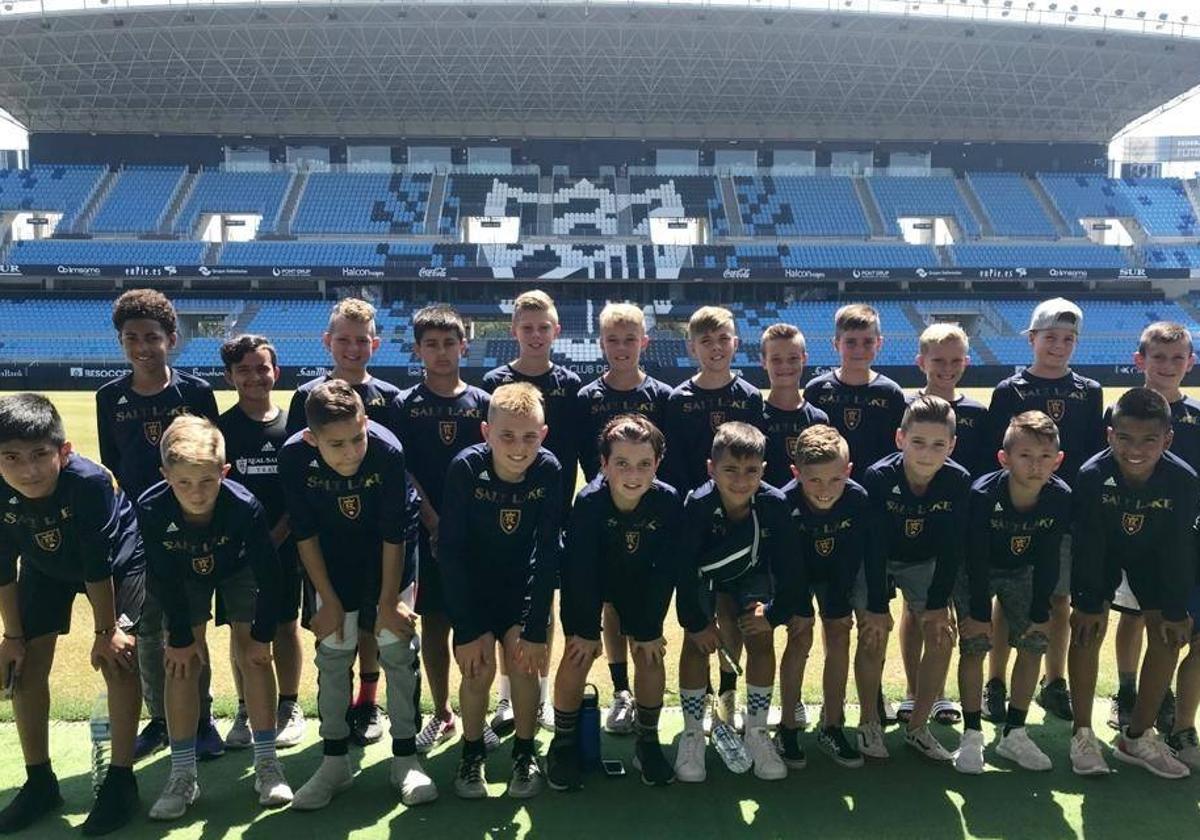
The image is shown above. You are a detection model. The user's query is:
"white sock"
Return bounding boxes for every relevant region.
[498,675,511,702]
[539,676,549,703]
[746,684,772,730]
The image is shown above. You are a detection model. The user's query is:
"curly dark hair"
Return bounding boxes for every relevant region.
[111,288,177,334]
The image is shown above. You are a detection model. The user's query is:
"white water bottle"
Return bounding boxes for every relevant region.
[89,692,110,795]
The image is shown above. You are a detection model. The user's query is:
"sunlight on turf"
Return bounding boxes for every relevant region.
[946,790,969,837]
[739,799,759,825]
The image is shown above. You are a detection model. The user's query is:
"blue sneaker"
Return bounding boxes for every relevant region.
[196,716,225,761]
[133,718,168,762]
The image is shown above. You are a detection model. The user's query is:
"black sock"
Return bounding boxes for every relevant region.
[635,703,662,739]
[279,693,298,705]
[1004,705,1028,735]
[554,707,580,735]
[718,669,737,695]
[512,736,535,759]
[1118,671,1136,694]
[25,762,53,784]
[463,738,486,760]
[323,737,349,757]
[392,736,416,757]
[609,662,630,694]
[104,765,133,779]
[964,711,982,732]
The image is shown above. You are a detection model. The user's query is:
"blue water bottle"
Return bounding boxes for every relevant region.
[578,683,601,771]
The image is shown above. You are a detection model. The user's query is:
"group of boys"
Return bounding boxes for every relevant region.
[1,286,1199,836]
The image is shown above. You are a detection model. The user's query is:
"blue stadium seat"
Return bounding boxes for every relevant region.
[865,176,981,237]
[6,239,206,266]
[733,176,869,237]
[626,176,729,237]
[949,244,1128,269]
[91,168,186,234]
[174,171,292,235]
[292,172,431,235]
[965,173,1057,237]
[0,166,105,230]
[439,175,539,236]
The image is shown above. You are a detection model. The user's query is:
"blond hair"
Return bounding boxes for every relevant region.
[512,290,559,325]
[834,303,880,338]
[1003,410,1060,451]
[598,302,645,333]
[488,382,545,424]
[792,424,850,467]
[688,305,735,339]
[760,322,807,355]
[1138,321,1193,355]
[918,322,970,355]
[328,298,377,335]
[160,415,225,468]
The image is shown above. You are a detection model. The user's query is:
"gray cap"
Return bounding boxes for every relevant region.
[1025,298,1082,334]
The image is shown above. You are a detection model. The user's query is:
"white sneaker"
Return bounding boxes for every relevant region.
[416,714,458,754]
[745,727,788,781]
[996,727,1052,772]
[149,771,199,821]
[291,755,353,810]
[537,701,555,732]
[674,730,707,783]
[275,701,307,750]
[606,690,635,734]
[717,690,745,734]
[953,729,985,775]
[856,721,889,759]
[391,755,439,805]
[254,758,294,807]
[1115,728,1190,780]
[1070,728,1111,776]
[225,706,251,749]
[905,726,952,762]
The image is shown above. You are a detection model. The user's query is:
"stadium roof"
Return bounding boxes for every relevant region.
[0,0,1198,143]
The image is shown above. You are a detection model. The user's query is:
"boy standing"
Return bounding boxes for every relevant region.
[0,394,144,836]
[96,288,221,761]
[438,383,563,800]
[674,422,806,783]
[280,382,434,809]
[218,335,306,751]
[139,418,292,820]
[952,412,1070,775]
[548,415,681,789]
[760,324,828,490]
[984,298,1104,723]
[574,303,671,733]
[862,396,970,762]
[1067,387,1195,780]
[395,304,491,753]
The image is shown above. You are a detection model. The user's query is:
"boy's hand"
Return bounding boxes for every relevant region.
[563,635,601,667]
[921,608,956,651]
[858,612,892,651]
[686,623,721,655]
[1070,610,1106,648]
[516,639,548,675]
[90,627,136,672]
[164,642,206,681]
[311,598,346,643]
[785,614,815,640]
[454,633,494,680]
[737,602,773,636]
[244,639,273,668]
[959,618,992,647]
[1161,617,1193,650]
[631,637,666,667]
[0,636,25,687]
[375,600,417,640]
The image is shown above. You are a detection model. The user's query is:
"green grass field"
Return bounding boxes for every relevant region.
[1,387,1198,839]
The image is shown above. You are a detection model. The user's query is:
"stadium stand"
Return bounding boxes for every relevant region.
[0,166,105,230]
[626,176,728,236]
[732,175,870,237]
[552,176,619,236]
[1116,178,1197,238]
[90,167,186,234]
[6,238,206,266]
[292,172,431,235]
[964,173,1058,238]
[949,243,1129,269]
[173,170,292,236]
[692,244,937,270]
[439,174,539,236]
[218,242,476,269]
[1143,244,1200,269]
[865,175,982,237]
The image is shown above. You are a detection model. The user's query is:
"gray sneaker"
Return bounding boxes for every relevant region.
[290,755,353,811]
[905,726,953,762]
[149,772,198,821]
[606,690,636,735]
[225,706,251,750]
[454,753,488,800]
[275,701,307,750]
[254,758,294,807]
[507,753,544,799]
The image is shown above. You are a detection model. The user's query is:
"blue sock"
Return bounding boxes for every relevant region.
[170,738,197,776]
[252,729,277,764]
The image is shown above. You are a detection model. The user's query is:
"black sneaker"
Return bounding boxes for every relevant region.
[0,773,62,834]
[1155,688,1176,734]
[133,718,169,762]
[1035,677,1073,722]
[348,703,383,746]
[633,738,675,786]
[773,725,807,770]
[983,678,1007,724]
[545,735,582,792]
[1107,685,1136,732]
[817,726,865,769]
[80,769,138,836]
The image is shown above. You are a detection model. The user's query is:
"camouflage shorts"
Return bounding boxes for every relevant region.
[952,566,1049,656]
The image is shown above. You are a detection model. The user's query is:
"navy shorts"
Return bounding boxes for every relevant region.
[19,565,144,642]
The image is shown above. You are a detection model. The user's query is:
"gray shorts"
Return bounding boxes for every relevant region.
[1053,533,1072,598]
[889,559,937,613]
[182,566,257,629]
[811,566,868,619]
[951,567,1049,656]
